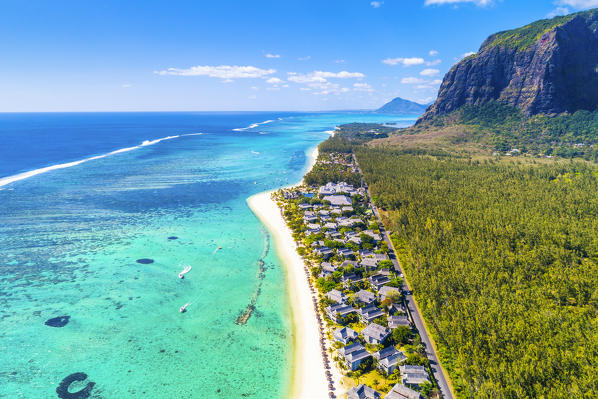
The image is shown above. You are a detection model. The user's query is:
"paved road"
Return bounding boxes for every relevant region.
[353,154,454,399]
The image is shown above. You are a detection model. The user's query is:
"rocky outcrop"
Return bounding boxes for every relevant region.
[420,9,598,121]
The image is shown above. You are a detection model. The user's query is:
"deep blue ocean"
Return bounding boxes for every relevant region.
[0,112,417,399]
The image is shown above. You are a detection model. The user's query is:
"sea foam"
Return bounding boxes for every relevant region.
[0,134,199,188]
[233,119,275,132]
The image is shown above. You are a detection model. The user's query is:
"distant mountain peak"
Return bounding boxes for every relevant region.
[376,97,430,114]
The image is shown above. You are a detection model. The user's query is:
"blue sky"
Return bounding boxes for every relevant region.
[1,0,597,112]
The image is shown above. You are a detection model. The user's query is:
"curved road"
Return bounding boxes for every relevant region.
[353,154,455,399]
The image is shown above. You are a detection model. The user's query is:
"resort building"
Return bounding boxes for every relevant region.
[388,315,411,329]
[362,322,391,345]
[360,257,379,271]
[339,343,371,371]
[322,195,352,206]
[333,326,359,345]
[385,384,422,399]
[347,384,382,399]
[358,304,385,323]
[379,285,400,301]
[325,303,356,323]
[338,248,355,258]
[326,288,346,303]
[321,262,339,277]
[368,274,391,290]
[318,182,358,196]
[374,347,407,374]
[399,365,431,387]
[356,289,377,304]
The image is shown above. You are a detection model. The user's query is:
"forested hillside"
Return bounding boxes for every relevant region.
[354,149,598,398]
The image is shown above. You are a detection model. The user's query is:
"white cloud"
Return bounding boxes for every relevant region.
[462,51,476,58]
[402,77,426,84]
[287,70,364,95]
[547,6,570,17]
[155,65,276,79]
[425,0,494,6]
[266,77,285,84]
[555,0,598,9]
[265,53,280,58]
[383,57,425,66]
[335,59,346,64]
[251,86,260,91]
[122,83,132,89]
[298,56,311,61]
[418,96,436,104]
[353,82,374,92]
[287,70,364,84]
[420,68,440,76]
[371,1,383,7]
[426,59,442,66]
[429,50,439,57]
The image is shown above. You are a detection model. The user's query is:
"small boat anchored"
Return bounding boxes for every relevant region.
[178,264,192,279]
[180,302,191,313]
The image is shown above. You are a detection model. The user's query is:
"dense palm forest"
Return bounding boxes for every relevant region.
[353,149,598,398]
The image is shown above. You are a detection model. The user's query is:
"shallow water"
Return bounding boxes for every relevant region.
[0,112,416,398]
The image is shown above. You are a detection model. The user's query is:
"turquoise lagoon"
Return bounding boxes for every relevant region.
[0,112,416,398]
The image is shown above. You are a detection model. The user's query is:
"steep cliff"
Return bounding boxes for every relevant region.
[421,9,598,121]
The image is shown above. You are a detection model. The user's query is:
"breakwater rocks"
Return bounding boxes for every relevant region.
[45,316,70,328]
[56,372,95,399]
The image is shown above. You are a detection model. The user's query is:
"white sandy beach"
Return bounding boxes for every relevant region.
[247,147,346,399]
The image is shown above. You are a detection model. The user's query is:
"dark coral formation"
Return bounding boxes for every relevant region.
[136,258,154,264]
[56,372,95,399]
[45,315,70,328]
[421,9,598,121]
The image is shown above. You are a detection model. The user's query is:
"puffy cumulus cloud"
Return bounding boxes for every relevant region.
[155,65,276,80]
[265,53,280,58]
[425,0,494,6]
[383,57,425,66]
[462,51,477,58]
[402,77,426,84]
[426,59,442,66]
[418,96,436,104]
[429,50,439,57]
[420,68,440,76]
[370,1,383,7]
[555,0,598,8]
[547,6,570,17]
[266,77,285,84]
[287,70,364,95]
[353,82,374,92]
[287,70,364,83]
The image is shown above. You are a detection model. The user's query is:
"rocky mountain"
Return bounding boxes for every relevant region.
[376,97,429,114]
[421,9,598,122]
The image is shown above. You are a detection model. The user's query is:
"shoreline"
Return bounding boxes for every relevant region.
[247,146,343,399]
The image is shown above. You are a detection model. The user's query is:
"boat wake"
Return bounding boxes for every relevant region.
[232,119,275,132]
[0,133,203,188]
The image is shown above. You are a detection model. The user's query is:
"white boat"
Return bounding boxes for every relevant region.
[178,264,192,279]
[180,302,191,313]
